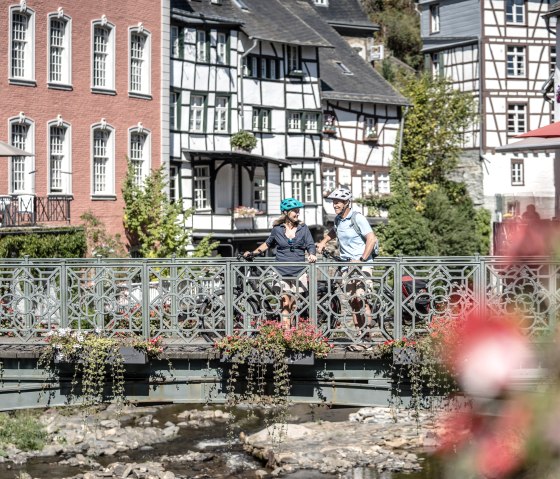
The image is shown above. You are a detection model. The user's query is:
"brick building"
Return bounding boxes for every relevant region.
[0,0,165,238]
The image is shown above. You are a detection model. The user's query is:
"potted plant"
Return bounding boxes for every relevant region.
[230,130,257,152]
[364,132,379,142]
[232,206,263,218]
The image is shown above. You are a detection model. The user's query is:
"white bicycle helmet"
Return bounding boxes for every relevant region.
[327,187,352,201]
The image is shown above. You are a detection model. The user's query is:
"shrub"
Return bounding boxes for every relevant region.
[230,130,257,151]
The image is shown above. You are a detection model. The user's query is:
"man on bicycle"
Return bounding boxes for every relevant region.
[316,187,378,347]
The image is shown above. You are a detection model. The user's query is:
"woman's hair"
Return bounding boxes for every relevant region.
[272,214,287,226]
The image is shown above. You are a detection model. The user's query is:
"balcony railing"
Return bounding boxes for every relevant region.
[0,195,71,227]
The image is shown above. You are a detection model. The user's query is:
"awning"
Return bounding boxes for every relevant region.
[515,120,560,138]
[495,136,560,153]
[185,149,294,166]
[0,140,34,157]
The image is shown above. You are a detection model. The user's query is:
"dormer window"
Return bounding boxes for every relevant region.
[430,4,440,34]
[314,0,329,5]
[336,62,353,75]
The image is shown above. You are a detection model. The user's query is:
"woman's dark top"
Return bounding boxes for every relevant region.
[265,223,316,277]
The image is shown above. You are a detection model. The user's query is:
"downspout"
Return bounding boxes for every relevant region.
[238,38,259,131]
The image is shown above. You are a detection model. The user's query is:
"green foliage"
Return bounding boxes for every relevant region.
[193,235,221,258]
[0,410,47,452]
[0,228,86,258]
[123,163,193,258]
[80,211,127,257]
[474,207,492,255]
[400,75,478,210]
[230,130,257,151]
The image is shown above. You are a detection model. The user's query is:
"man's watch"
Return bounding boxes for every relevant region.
[359,256,366,262]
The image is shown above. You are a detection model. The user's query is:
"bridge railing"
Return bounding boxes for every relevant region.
[0,256,556,346]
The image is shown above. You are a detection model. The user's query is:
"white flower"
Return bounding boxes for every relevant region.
[76,333,84,343]
[95,327,102,335]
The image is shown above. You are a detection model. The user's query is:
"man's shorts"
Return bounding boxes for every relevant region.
[273,272,309,295]
[342,266,373,297]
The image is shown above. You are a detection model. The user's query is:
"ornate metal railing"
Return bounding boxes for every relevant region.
[0,195,71,227]
[0,256,557,345]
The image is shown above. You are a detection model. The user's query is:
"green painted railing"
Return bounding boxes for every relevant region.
[0,256,556,346]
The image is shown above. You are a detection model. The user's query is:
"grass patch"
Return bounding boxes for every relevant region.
[0,410,47,453]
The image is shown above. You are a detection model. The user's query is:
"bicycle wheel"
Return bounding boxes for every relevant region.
[199,295,259,343]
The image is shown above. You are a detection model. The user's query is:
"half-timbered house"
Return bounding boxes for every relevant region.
[170,0,406,253]
[418,0,556,226]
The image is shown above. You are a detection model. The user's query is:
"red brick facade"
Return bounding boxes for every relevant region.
[0,0,162,241]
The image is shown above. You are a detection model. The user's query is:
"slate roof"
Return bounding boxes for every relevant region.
[421,36,478,53]
[171,0,407,106]
[172,0,331,47]
[306,0,378,33]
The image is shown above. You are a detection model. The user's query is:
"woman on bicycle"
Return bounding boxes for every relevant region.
[245,197,317,328]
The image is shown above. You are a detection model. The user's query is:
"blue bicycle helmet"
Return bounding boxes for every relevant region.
[280,198,304,212]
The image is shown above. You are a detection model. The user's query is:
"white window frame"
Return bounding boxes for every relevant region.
[171,26,180,58]
[47,120,72,195]
[91,19,116,91]
[8,116,35,195]
[322,167,336,195]
[364,117,378,139]
[292,169,315,203]
[304,113,319,132]
[9,5,35,83]
[129,27,151,96]
[288,112,301,131]
[506,0,525,24]
[378,172,390,194]
[511,159,524,186]
[91,123,115,197]
[47,12,71,87]
[194,165,211,211]
[214,96,229,133]
[287,45,300,73]
[190,95,205,132]
[169,165,179,203]
[507,104,527,135]
[216,32,227,64]
[170,91,180,130]
[196,30,207,63]
[253,169,267,210]
[128,127,151,187]
[362,172,376,197]
[506,46,525,77]
[430,4,440,34]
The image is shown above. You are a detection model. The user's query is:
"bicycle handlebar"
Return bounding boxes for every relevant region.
[321,250,351,262]
[237,251,265,262]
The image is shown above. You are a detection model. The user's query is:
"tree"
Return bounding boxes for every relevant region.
[123,163,217,258]
[400,74,478,210]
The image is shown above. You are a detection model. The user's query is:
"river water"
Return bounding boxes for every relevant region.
[0,403,443,479]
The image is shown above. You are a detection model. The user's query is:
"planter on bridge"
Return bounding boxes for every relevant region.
[54,346,147,365]
[220,350,314,365]
[392,347,420,366]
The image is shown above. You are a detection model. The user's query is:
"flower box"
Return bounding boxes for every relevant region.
[364,134,379,143]
[322,126,337,135]
[234,217,254,230]
[392,347,419,365]
[220,351,314,365]
[54,346,147,365]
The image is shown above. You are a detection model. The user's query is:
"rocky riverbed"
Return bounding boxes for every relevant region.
[0,404,440,479]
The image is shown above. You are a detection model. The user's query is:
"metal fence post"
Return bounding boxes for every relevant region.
[23,255,31,329]
[225,259,233,335]
[308,262,317,327]
[142,260,150,339]
[475,254,485,316]
[60,259,68,329]
[169,255,178,334]
[394,255,402,340]
[94,255,104,330]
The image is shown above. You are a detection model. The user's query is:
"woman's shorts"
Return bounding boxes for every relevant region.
[273,272,309,295]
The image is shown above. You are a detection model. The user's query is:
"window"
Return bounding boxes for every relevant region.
[216,32,227,64]
[362,172,375,196]
[430,4,440,33]
[190,95,205,132]
[10,6,35,81]
[214,96,229,132]
[287,45,300,73]
[9,119,33,193]
[314,0,328,5]
[506,0,524,24]
[196,30,208,62]
[293,170,315,203]
[252,108,271,131]
[288,112,301,131]
[511,159,524,186]
[507,46,525,77]
[92,124,114,196]
[171,26,183,58]
[336,62,353,75]
[48,14,71,85]
[364,117,378,140]
[507,104,526,134]
[130,28,150,95]
[169,165,178,203]
[551,46,556,76]
[245,55,279,79]
[129,128,150,186]
[48,122,71,194]
[194,165,210,210]
[170,91,180,130]
[431,52,443,77]
[92,20,115,90]
[253,170,267,210]
[322,167,336,195]
[378,173,390,194]
[506,200,520,216]
[304,113,320,132]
